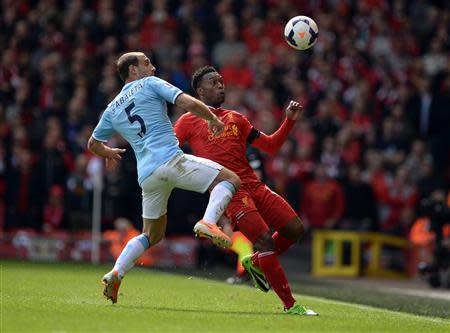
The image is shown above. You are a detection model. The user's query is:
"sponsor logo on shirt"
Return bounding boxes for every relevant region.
[207,124,239,141]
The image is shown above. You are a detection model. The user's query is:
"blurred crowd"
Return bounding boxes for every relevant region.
[1,0,449,238]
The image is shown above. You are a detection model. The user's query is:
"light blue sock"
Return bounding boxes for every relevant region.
[113,234,150,277]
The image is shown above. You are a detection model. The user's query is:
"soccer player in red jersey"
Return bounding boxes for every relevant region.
[174,66,318,315]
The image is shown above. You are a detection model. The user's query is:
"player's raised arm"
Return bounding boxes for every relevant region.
[250,101,303,156]
[175,93,224,136]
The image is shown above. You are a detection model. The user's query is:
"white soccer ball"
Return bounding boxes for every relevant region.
[284,16,319,50]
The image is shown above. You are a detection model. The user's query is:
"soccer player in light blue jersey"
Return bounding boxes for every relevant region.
[87,52,241,304]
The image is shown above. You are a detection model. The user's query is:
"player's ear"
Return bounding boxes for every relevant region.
[196,87,203,97]
[129,64,137,77]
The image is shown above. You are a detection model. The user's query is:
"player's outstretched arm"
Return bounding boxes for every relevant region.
[175,93,224,136]
[87,136,126,171]
[251,101,303,156]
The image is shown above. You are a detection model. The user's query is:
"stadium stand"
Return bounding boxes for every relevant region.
[1,0,449,248]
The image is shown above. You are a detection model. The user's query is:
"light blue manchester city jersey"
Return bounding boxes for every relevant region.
[92,76,183,185]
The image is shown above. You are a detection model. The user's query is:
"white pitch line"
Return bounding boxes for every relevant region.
[298,294,450,325]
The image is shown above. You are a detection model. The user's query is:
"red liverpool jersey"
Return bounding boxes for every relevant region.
[174,107,259,184]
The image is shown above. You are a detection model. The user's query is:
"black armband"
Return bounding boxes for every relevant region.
[246,127,261,144]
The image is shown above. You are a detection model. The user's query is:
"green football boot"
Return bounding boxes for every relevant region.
[284,302,318,316]
[241,254,270,292]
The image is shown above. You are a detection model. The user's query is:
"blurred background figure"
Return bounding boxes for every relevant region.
[221,217,253,285]
[103,217,154,267]
[300,163,345,230]
[42,184,66,233]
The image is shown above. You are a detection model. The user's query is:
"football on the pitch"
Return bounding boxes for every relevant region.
[284,16,319,50]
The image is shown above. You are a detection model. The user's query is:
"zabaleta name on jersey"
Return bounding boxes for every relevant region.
[109,81,144,114]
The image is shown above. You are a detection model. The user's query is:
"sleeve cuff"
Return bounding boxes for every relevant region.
[172,90,184,104]
[91,135,108,143]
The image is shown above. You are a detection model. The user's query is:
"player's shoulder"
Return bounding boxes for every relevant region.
[104,100,116,114]
[143,76,174,88]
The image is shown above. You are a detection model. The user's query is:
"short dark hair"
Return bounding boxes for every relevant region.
[117,53,140,82]
[191,66,218,92]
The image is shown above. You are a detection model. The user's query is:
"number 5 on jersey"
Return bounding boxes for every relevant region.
[125,102,146,138]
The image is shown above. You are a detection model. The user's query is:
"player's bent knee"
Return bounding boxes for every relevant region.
[218,167,241,191]
[254,232,276,252]
[291,217,305,241]
[228,170,241,190]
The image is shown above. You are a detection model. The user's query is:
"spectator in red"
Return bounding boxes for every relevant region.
[220,48,253,89]
[241,17,265,53]
[42,185,65,232]
[293,119,316,150]
[5,148,42,230]
[265,138,297,196]
[337,123,363,165]
[300,163,345,229]
[376,166,419,235]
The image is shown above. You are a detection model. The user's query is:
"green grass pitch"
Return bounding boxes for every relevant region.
[1,261,448,332]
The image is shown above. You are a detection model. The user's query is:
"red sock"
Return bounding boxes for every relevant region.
[251,232,295,269]
[272,232,295,255]
[258,251,295,309]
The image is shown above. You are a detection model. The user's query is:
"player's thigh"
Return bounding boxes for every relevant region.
[254,183,298,231]
[173,154,222,193]
[141,171,173,220]
[227,190,269,243]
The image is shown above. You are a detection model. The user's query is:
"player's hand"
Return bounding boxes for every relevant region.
[103,147,126,171]
[285,100,303,120]
[208,116,225,136]
[104,147,126,160]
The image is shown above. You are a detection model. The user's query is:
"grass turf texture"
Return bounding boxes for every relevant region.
[1,261,448,333]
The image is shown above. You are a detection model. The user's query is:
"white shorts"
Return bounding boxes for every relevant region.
[141,153,223,219]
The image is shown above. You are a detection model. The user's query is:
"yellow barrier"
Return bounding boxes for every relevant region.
[312,230,409,278]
